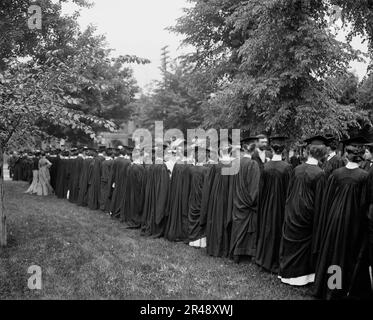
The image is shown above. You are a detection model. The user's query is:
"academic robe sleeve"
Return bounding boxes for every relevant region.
[368,169,373,266]
[199,166,216,230]
[311,171,331,262]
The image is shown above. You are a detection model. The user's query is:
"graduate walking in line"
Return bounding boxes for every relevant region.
[141,146,170,238]
[121,147,146,228]
[229,137,260,263]
[205,145,236,258]
[322,136,345,178]
[314,137,373,299]
[109,146,132,219]
[256,136,293,273]
[279,135,327,286]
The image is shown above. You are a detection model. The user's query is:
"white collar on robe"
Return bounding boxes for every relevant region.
[327,151,336,161]
[243,154,252,159]
[306,157,319,165]
[257,148,266,162]
[346,162,359,169]
[272,154,282,162]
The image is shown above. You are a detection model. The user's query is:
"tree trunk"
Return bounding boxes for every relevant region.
[0,146,7,247]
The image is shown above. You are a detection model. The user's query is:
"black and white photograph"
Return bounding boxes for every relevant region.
[1,0,373,307]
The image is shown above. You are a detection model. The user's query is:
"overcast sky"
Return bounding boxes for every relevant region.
[61,0,370,91]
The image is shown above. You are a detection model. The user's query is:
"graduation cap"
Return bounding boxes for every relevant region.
[324,133,336,140]
[241,136,258,145]
[324,134,341,149]
[304,135,329,146]
[98,145,106,152]
[270,136,288,144]
[342,136,370,146]
[106,148,115,157]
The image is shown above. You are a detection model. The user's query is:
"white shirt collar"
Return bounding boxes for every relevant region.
[346,162,359,169]
[306,157,319,165]
[272,154,282,162]
[257,149,266,162]
[327,151,336,161]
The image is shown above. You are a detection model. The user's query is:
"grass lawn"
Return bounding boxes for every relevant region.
[0,181,314,300]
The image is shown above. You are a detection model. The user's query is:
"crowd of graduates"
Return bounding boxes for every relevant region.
[7,132,373,300]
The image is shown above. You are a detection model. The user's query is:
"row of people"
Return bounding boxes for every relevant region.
[13,134,373,300]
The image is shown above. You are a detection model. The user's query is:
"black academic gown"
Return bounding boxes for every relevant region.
[21,157,32,182]
[322,154,345,178]
[198,164,218,240]
[164,163,192,242]
[13,157,22,181]
[76,158,93,207]
[361,160,373,172]
[121,163,146,228]
[279,163,326,280]
[87,155,105,210]
[24,157,33,183]
[55,158,69,199]
[290,156,301,169]
[100,158,114,212]
[110,157,131,218]
[229,157,261,259]
[369,167,373,278]
[314,167,372,300]
[255,160,293,273]
[188,165,209,243]
[252,150,271,173]
[205,162,234,258]
[141,164,170,238]
[68,156,83,203]
[48,156,59,190]
[65,159,74,198]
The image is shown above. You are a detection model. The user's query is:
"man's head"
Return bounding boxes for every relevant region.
[304,135,329,161]
[256,134,268,151]
[343,136,370,163]
[326,138,339,154]
[364,145,373,161]
[307,145,327,161]
[242,143,256,156]
[270,136,288,155]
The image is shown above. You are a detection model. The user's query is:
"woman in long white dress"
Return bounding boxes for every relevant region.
[36,153,54,196]
[25,152,40,194]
